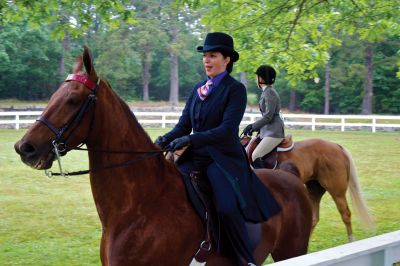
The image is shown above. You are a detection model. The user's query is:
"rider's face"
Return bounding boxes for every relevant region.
[256,76,266,89]
[202,51,230,78]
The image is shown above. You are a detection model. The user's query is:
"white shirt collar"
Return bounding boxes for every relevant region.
[261,84,268,91]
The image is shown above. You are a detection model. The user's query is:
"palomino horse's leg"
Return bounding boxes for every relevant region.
[305,180,326,231]
[331,195,354,242]
[308,180,355,242]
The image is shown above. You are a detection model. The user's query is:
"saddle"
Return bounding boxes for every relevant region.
[241,134,294,169]
[166,147,263,264]
[166,148,218,263]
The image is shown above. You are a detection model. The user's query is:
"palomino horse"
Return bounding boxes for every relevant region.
[244,135,375,242]
[15,46,312,266]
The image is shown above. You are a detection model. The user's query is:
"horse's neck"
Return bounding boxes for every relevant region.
[88,86,151,152]
[86,87,169,223]
[82,85,205,262]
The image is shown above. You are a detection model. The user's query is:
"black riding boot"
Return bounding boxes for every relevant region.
[252,157,265,169]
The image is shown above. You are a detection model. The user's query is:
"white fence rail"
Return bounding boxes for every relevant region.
[1,111,400,132]
[0,111,42,130]
[268,230,400,266]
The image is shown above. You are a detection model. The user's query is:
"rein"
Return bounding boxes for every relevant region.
[45,147,165,177]
[38,74,165,177]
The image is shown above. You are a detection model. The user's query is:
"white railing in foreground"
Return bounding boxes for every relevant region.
[268,230,400,266]
[1,111,400,132]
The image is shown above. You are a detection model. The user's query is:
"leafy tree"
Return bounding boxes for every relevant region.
[0,0,137,93]
[89,28,142,100]
[0,23,62,100]
[148,35,204,102]
[184,0,399,113]
[0,1,135,38]
[158,2,204,105]
[372,37,400,114]
[127,0,167,101]
[1,0,398,116]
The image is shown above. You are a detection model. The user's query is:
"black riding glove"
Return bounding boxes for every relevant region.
[169,136,191,151]
[154,136,169,149]
[242,124,254,136]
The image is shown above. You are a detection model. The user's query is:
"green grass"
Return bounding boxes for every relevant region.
[1,128,400,265]
[0,99,48,107]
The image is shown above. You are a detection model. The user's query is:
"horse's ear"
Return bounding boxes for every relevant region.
[82,45,98,81]
[73,56,83,74]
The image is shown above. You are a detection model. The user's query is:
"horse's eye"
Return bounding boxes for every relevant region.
[66,95,81,106]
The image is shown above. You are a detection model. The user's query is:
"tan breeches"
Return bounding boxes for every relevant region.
[251,136,284,161]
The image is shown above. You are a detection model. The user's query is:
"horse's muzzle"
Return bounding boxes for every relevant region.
[14,140,55,170]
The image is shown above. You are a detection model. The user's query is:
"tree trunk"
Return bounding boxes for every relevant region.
[362,43,374,114]
[142,46,151,101]
[59,30,70,76]
[324,56,331,114]
[169,26,179,106]
[239,72,248,88]
[289,89,296,112]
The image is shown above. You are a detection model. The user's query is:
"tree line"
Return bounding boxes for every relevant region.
[0,0,399,114]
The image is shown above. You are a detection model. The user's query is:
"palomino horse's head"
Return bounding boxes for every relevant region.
[15,46,99,170]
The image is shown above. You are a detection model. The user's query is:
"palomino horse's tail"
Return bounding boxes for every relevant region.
[342,147,375,230]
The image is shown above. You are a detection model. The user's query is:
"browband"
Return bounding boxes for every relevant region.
[65,74,97,91]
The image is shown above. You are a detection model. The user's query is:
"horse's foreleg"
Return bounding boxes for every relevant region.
[305,180,326,231]
[99,233,108,266]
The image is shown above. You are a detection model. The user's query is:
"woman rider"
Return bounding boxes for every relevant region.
[155,32,280,266]
[242,65,285,169]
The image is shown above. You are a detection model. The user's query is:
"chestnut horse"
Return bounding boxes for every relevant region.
[14,46,312,266]
[244,135,375,242]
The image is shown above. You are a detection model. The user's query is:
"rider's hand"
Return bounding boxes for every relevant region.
[242,124,254,136]
[154,136,169,149]
[169,136,191,151]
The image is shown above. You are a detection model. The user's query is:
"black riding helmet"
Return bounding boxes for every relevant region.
[255,65,276,85]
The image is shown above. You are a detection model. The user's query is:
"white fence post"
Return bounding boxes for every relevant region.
[16,114,20,130]
[161,114,166,128]
[372,117,376,133]
[311,117,316,131]
[341,117,345,132]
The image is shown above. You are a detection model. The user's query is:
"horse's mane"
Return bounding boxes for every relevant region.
[102,79,155,146]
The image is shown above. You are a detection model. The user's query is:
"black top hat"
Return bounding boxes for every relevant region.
[197,32,239,62]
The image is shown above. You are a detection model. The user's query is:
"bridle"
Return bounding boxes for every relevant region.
[35,74,99,176]
[37,74,99,153]
[36,74,163,177]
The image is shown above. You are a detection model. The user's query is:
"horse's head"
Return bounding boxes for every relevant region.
[15,46,99,170]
